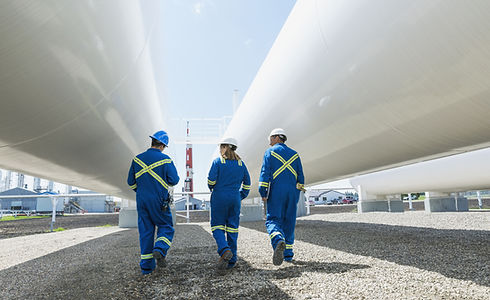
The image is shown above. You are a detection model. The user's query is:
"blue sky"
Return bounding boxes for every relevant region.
[157,0,296,195]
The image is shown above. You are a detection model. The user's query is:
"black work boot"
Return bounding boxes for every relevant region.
[273,241,286,266]
[153,251,167,270]
[217,250,233,275]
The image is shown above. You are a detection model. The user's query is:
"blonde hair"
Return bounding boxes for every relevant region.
[220,144,241,160]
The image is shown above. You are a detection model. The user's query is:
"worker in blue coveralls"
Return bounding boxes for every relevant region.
[127,130,179,275]
[207,137,251,275]
[259,128,304,266]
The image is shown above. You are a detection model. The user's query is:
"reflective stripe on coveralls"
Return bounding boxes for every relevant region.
[156,236,172,247]
[211,225,239,233]
[259,143,305,262]
[270,151,298,179]
[133,157,170,189]
[141,253,153,260]
[127,148,180,274]
[208,157,250,265]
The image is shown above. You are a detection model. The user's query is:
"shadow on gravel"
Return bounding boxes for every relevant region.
[0,223,309,300]
[241,220,490,287]
[0,229,143,300]
[148,224,294,300]
[269,260,369,280]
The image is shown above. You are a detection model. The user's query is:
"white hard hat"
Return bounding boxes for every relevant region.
[219,137,238,148]
[269,128,286,137]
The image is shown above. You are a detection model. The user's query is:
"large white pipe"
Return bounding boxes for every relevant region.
[0,1,166,199]
[350,147,490,196]
[226,0,490,196]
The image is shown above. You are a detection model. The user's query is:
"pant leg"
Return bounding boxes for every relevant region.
[210,191,230,256]
[149,199,174,257]
[265,186,286,249]
[283,188,299,261]
[226,194,241,264]
[137,201,156,274]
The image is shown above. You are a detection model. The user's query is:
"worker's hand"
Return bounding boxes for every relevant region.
[262,197,267,202]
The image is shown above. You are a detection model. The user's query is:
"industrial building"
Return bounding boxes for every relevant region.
[0,187,64,213]
[173,196,208,211]
[306,189,346,205]
[67,190,115,213]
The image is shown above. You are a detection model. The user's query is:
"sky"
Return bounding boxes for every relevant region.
[156,0,297,196]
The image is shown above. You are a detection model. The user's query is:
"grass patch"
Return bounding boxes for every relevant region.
[45,227,66,232]
[0,215,50,221]
[97,224,114,228]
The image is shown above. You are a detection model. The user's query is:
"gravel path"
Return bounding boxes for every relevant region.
[0,212,488,299]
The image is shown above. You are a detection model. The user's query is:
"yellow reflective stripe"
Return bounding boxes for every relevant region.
[271,151,298,178]
[242,184,250,190]
[135,159,171,178]
[269,231,282,240]
[238,160,242,166]
[156,236,172,247]
[211,225,225,231]
[220,157,226,164]
[224,226,239,233]
[285,244,293,249]
[208,179,216,185]
[259,182,269,187]
[141,253,153,259]
[271,152,298,179]
[149,170,169,189]
[133,157,169,189]
[130,184,137,190]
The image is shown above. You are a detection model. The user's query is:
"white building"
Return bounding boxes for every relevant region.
[306,189,346,205]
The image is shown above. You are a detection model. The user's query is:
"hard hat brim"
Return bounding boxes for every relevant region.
[149,135,168,146]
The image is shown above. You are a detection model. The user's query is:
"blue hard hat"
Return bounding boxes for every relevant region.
[150,130,169,146]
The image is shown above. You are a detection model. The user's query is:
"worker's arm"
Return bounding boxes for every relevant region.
[258,150,271,199]
[295,154,305,191]
[240,162,251,200]
[165,160,180,186]
[207,158,218,191]
[127,160,137,192]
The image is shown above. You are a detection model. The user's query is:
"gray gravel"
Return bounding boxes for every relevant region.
[0,212,488,299]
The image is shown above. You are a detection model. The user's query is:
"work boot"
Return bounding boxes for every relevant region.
[273,241,286,266]
[217,250,233,275]
[152,250,167,270]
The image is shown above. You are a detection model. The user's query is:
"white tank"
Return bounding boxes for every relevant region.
[0,1,166,199]
[225,0,490,195]
[350,147,490,196]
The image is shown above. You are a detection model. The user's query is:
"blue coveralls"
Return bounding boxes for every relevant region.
[127,148,179,274]
[207,157,251,267]
[259,143,304,261]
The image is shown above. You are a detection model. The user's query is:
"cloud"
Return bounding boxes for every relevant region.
[193,2,202,14]
[244,38,253,48]
[192,0,214,15]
